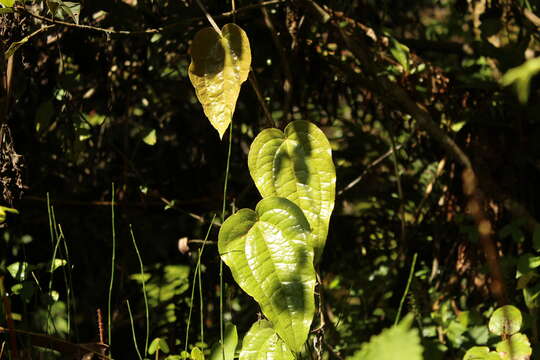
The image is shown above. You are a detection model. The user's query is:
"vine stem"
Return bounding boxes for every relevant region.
[184,215,216,353]
[129,225,149,357]
[195,0,222,36]
[107,183,116,351]
[219,124,233,360]
[394,253,417,326]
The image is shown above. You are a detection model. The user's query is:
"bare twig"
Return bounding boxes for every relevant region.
[0,277,18,360]
[231,0,237,23]
[14,0,285,37]
[249,71,276,127]
[0,326,110,359]
[14,6,158,35]
[524,8,540,28]
[195,0,222,36]
[338,143,404,196]
[1,55,14,125]
[261,7,294,121]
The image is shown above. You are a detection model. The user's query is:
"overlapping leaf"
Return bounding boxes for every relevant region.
[248,120,336,261]
[188,23,251,139]
[218,197,316,352]
[239,320,294,360]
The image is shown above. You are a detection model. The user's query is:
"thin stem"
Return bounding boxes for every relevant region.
[198,251,204,344]
[394,253,418,326]
[195,0,222,36]
[185,215,216,352]
[108,183,116,350]
[126,300,143,360]
[46,193,54,248]
[248,71,276,128]
[219,124,233,360]
[5,25,55,57]
[231,0,236,23]
[57,226,73,338]
[46,203,61,336]
[129,225,150,357]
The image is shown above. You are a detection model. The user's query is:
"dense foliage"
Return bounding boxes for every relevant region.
[1,0,540,359]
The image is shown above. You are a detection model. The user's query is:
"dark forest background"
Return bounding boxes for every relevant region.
[1,0,540,359]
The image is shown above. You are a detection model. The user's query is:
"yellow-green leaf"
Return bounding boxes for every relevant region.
[0,0,15,7]
[218,197,316,352]
[143,129,157,146]
[188,23,251,139]
[495,333,532,360]
[239,320,294,360]
[248,120,336,262]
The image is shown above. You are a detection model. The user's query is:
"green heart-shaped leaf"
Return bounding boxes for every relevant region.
[489,305,522,336]
[248,120,336,261]
[188,23,251,139]
[218,197,316,352]
[239,320,294,360]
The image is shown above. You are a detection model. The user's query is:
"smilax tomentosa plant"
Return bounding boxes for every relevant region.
[189,23,336,358]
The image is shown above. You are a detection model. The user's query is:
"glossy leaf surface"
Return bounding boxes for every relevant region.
[489,305,522,336]
[188,23,251,139]
[248,120,336,261]
[239,320,294,360]
[218,197,316,352]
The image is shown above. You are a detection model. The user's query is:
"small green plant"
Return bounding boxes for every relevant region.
[463,305,532,360]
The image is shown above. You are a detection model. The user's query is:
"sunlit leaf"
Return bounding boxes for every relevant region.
[60,1,81,24]
[188,24,251,139]
[191,347,204,360]
[143,129,157,146]
[11,281,35,303]
[239,320,294,360]
[248,120,336,262]
[209,324,238,360]
[389,37,410,72]
[51,258,67,272]
[495,333,532,360]
[488,305,522,336]
[149,337,170,355]
[463,346,502,360]
[0,205,19,223]
[0,0,14,7]
[218,197,316,352]
[7,261,29,281]
[351,315,423,360]
[501,57,540,104]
